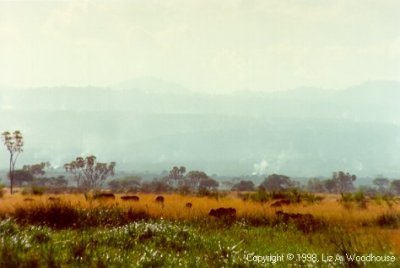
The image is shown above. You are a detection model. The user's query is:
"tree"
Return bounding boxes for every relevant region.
[199,178,219,190]
[323,179,337,193]
[231,180,255,191]
[33,176,68,188]
[373,176,390,193]
[140,179,171,193]
[10,169,34,187]
[108,176,142,192]
[391,180,400,195]
[260,174,292,191]
[307,178,326,193]
[185,170,209,190]
[332,171,356,193]
[64,157,85,188]
[64,155,115,189]
[165,166,186,187]
[23,162,50,177]
[2,131,24,194]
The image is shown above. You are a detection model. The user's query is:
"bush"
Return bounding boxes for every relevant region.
[31,186,46,195]
[12,202,150,229]
[197,188,227,200]
[0,184,4,198]
[21,188,30,195]
[353,191,368,208]
[302,193,324,204]
[376,213,400,228]
[339,192,368,209]
[251,188,270,202]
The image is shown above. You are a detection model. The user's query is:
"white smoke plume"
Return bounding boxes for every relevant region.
[252,159,268,176]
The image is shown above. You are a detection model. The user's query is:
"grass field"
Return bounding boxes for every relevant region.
[0,191,399,267]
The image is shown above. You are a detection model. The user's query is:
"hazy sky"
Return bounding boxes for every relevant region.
[1,0,399,93]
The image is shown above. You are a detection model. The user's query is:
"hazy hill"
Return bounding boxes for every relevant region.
[0,79,399,178]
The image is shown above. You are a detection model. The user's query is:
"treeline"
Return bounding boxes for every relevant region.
[230,172,400,196]
[2,157,400,197]
[108,167,220,195]
[108,169,400,196]
[2,131,398,196]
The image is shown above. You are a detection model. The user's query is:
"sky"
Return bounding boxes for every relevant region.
[0,0,399,93]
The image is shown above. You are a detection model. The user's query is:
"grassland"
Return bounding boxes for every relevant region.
[0,191,400,267]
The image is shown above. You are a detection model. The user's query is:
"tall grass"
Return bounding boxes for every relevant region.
[0,192,398,226]
[0,190,399,266]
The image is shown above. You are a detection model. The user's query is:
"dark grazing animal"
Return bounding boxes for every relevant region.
[185,202,192,208]
[270,199,291,207]
[93,192,116,200]
[208,207,236,218]
[121,195,140,201]
[155,195,164,203]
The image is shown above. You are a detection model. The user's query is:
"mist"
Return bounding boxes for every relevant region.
[1,79,399,178]
[1,1,399,180]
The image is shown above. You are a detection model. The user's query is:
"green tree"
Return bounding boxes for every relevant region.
[391,180,400,195]
[22,162,50,177]
[1,130,24,194]
[231,180,255,191]
[108,176,142,191]
[64,157,85,188]
[165,166,186,187]
[140,179,171,193]
[185,170,209,190]
[199,178,219,190]
[307,178,326,193]
[260,174,292,191]
[323,179,337,193]
[10,169,33,187]
[332,171,356,193]
[373,176,390,193]
[33,176,68,188]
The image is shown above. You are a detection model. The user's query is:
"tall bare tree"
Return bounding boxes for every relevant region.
[165,166,186,187]
[1,130,24,194]
[65,155,115,189]
[64,157,85,188]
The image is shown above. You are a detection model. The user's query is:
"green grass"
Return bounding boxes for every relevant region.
[0,219,397,267]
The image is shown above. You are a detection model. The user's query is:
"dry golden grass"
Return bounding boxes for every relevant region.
[0,191,398,224]
[1,191,400,252]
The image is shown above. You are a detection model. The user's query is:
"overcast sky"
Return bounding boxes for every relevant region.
[0,0,399,93]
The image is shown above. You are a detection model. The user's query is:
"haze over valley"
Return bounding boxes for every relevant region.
[1,79,399,178]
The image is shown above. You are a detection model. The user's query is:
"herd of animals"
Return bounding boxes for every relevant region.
[20,193,314,222]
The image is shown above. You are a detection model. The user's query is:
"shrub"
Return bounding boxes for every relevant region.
[31,186,46,195]
[12,202,150,229]
[302,192,324,204]
[0,184,4,198]
[376,213,400,228]
[21,188,30,195]
[353,191,368,208]
[251,188,270,202]
[197,189,227,200]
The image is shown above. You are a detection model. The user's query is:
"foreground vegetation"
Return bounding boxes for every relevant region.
[0,191,399,267]
[1,218,398,267]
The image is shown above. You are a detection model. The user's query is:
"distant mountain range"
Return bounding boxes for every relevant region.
[0,79,399,178]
